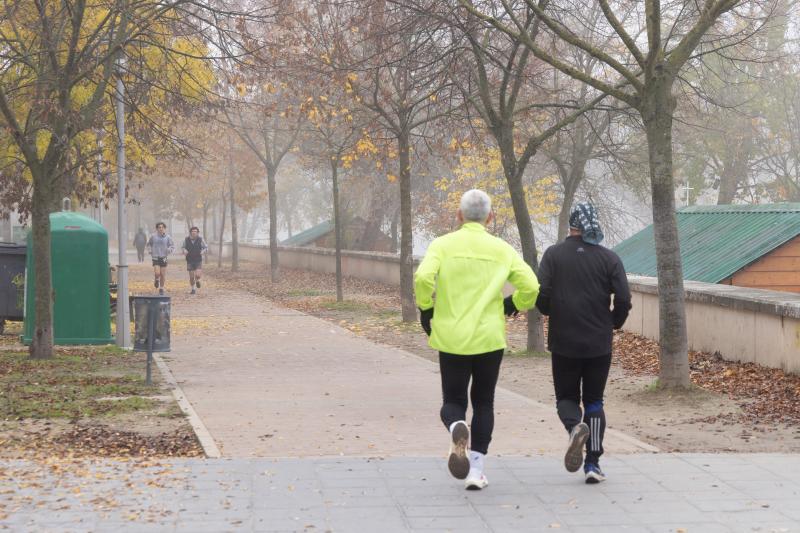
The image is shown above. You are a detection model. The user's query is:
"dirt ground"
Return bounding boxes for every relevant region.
[207,260,800,454]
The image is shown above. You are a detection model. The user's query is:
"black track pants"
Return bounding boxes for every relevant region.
[439,350,503,455]
[552,353,611,465]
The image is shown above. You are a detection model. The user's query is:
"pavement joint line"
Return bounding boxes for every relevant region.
[153,352,222,458]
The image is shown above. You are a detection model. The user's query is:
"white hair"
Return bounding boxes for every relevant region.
[459,189,492,222]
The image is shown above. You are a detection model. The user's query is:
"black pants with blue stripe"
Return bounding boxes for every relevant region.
[552,353,612,465]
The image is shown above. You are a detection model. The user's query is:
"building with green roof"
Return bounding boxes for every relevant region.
[613,203,800,293]
[281,218,394,252]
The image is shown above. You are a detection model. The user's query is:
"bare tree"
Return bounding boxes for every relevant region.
[462,0,773,387]
[446,3,610,351]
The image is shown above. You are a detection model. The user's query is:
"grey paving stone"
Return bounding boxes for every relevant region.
[402,505,479,518]
[4,454,800,532]
[646,524,734,533]
[570,526,651,533]
[405,515,491,530]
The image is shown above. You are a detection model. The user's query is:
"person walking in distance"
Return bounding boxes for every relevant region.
[147,222,174,295]
[414,189,540,490]
[182,226,207,294]
[535,202,632,484]
[133,228,147,263]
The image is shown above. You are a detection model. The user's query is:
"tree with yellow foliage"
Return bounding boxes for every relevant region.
[301,85,375,301]
[432,143,560,244]
[0,0,221,358]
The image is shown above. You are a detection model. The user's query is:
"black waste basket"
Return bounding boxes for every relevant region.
[132,295,171,352]
[0,243,26,334]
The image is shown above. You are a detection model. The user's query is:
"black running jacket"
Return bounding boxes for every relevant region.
[535,236,632,358]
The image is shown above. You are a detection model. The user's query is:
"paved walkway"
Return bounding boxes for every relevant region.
[3,268,799,532]
[161,278,651,458]
[3,454,799,532]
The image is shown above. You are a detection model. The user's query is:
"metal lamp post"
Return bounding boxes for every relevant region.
[115,55,131,348]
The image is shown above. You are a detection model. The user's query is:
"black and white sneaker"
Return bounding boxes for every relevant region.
[190,288,196,295]
[565,423,589,473]
[584,463,606,484]
[448,421,470,480]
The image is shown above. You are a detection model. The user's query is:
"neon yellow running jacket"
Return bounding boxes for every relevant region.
[414,222,540,355]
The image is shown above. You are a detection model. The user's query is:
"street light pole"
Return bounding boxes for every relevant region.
[97,135,104,226]
[115,57,131,348]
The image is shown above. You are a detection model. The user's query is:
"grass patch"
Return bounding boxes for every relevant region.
[506,349,550,358]
[644,379,662,392]
[287,289,326,297]
[322,300,373,312]
[0,348,161,419]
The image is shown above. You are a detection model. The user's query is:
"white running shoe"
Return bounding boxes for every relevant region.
[565,423,589,473]
[465,469,489,490]
[447,421,470,480]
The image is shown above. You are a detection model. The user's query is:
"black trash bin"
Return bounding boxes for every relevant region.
[132,295,171,352]
[0,243,26,335]
[131,295,170,386]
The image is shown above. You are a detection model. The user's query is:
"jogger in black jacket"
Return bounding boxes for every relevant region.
[536,202,631,484]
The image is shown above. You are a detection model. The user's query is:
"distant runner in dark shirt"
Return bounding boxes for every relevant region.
[182,226,207,295]
[536,202,631,485]
[133,228,147,263]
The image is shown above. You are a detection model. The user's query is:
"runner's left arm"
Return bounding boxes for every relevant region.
[413,240,441,311]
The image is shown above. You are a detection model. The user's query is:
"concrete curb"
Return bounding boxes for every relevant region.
[153,353,222,458]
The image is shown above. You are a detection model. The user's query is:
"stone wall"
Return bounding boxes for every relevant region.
[625,276,800,374]
[215,242,417,286]
[216,243,800,373]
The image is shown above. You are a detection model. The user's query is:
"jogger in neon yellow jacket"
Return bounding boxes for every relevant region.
[414,189,539,490]
[414,220,540,355]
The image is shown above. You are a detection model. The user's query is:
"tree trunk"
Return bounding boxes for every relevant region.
[716,168,737,205]
[266,167,279,282]
[229,180,239,272]
[331,159,343,302]
[642,82,690,388]
[202,203,209,241]
[390,211,398,253]
[246,209,261,241]
[716,125,755,205]
[496,129,546,353]
[212,203,218,241]
[29,178,55,359]
[557,174,580,241]
[239,211,250,243]
[397,129,415,322]
[505,170,546,353]
[360,194,384,251]
[217,190,227,269]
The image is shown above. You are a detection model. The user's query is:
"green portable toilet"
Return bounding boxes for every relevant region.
[23,211,113,345]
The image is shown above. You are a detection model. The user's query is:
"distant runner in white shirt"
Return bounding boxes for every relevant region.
[146,222,174,295]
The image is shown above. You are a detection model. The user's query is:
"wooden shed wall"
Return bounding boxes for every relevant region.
[727,235,800,293]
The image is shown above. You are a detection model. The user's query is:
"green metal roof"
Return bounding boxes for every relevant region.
[613,203,800,283]
[281,221,333,246]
